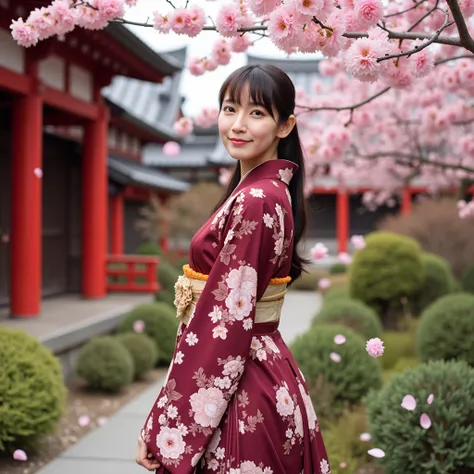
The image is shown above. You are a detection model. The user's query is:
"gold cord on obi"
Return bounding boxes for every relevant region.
[174,264,290,326]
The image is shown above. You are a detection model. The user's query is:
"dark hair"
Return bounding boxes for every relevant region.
[213,64,310,283]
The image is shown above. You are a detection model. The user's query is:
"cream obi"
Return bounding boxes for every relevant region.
[173,265,290,327]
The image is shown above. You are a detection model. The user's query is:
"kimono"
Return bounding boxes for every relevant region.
[141,159,331,474]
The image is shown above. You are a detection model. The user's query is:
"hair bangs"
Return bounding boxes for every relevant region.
[219,67,277,119]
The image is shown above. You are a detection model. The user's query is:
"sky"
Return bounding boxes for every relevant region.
[124,0,320,116]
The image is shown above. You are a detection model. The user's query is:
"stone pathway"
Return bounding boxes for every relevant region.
[36,290,322,474]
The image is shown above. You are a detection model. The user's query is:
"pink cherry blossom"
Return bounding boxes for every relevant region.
[188,57,205,76]
[34,168,43,178]
[10,18,39,47]
[153,11,171,33]
[366,337,384,358]
[293,0,324,16]
[354,0,383,28]
[163,141,181,157]
[78,415,90,426]
[97,416,108,426]
[318,278,331,289]
[427,393,434,405]
[216,3,241,37]
[310,242,329,260]
[169,8,193,35]
[338,252,352,265]
[133,319,145,333]
[401,394,417,411]
[13,449,28,461]
[351,235,366,250]
[97,0,125,22]
[360,432,372,442]
[173,117,194,137]
[334,334,346,345]
[329,352,341,363]
[248,0,283,16]
[339,461,347,468]
[231,35,252,53]
[211,39,232,66]
[420,413,432,429]
[344,37,389,83]
[368,448,385,458]
[186,4,206,37]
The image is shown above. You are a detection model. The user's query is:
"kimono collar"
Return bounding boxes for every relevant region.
[237,159,299,191]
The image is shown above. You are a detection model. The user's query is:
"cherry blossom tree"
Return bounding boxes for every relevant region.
[9,0,474,215]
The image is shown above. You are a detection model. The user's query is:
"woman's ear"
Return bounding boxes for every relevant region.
[277,115,296,139]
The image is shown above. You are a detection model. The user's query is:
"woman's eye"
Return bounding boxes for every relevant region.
[251,109,264,116]
[223,105,234,112]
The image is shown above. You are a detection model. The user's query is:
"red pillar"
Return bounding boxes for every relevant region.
[401,187,412,215]
[110,194,124,254]
[10,72,43,317]
[82,103,109,298]
[337,189,349,254]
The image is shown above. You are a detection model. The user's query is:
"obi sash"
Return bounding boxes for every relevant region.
[174,264,291,330]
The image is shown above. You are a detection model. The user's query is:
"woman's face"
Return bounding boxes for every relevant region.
[218,83,283,167]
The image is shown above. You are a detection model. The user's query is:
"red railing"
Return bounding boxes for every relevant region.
[106,255,160,293]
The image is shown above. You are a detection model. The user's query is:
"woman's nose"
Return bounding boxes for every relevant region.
[231,114,247,133]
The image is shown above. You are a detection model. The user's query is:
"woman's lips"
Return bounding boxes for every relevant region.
[229,138,250,146]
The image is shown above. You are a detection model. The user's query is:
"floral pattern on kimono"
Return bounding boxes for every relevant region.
[141,159,330,474]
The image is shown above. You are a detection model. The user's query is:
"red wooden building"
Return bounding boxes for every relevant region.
[0,1,190,318]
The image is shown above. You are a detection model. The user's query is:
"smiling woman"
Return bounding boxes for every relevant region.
[136,65,331,474]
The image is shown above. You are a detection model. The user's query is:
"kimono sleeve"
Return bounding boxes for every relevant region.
[141,192,289,473]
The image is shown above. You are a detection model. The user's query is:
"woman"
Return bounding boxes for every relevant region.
[136,64,330,474]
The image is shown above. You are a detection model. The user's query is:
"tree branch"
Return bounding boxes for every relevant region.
[445,0,474,52]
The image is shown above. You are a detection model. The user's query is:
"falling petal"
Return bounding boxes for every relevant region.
[33,168,43,178]
[427,394,434,405]
[360,432,372,442]
[13,449,27,461]
[133,320,145,333]
[334,334,346,345]
[401,394,417,411]
[420,413,432,429]
[78,415,90,427]
[97,416,108,426]
[368,448,385,458]
[318,278,331,289]
[329,352,341,363]
[339,462,347,468]
[162,141,181,156]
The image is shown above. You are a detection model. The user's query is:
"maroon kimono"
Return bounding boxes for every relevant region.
[142,159,330,474]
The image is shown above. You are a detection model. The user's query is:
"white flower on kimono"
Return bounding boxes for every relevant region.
[215,447,225,459]
[320,458,330,474]
[263,213,274,228]
[239,420,246,434]
[278,167,293,185]
[224,229,235,245]
[286,428,293,438]
[213,325,228,340]
[175,351,184,364]
[243,318,253,330]
[274,237,284,257]
[263,336,280,354]
[156,426,186,459]
[146,416,153,431]
[214,376,232,389]
[223,356,245,379]
[256,348,267,361]
[190,387,227,428]
[177,423,188,436]
[250,188,265,198]
[167,405,178,419]
[226,265,258,297]
[294,405,304,438]
[226,288,253,320]
[263,468,273,474]
[276,386,295,417]
[299,384,318,430]
[209,305,223,323]
[240,460,264,474]
[185,332,199,346]
[157,395,168,408]
[250,337,262,351]
[208,458,219,470]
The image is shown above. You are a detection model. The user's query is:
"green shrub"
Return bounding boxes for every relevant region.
[136,241,162,256]
[349,232,424,327]
[380,331,417,370]
[76,336,134,392]
[118,302,178,364]
[291,324,382,408]
[391,356,419,374]
[0,327,66,451]
[461,263,474,294]
[412,252,453,313]
[323,406,372,474]
[323,286,350,304]
[174,257,189,272]
[155,288,176,307]
[366,360,474,473]
[116,333,158,380]
[416,293,474,366]
[329,262,348,275]
[313,298,382,340]
[158,258,181,293]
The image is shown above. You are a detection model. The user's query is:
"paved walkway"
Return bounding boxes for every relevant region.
[36,290,322,474]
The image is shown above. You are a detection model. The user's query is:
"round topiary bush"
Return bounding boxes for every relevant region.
[76,336,134,392]
[158,258,181,293]
[313,298,382,340]
[413,252,453,313]
[329,262,348,275]
[291,324,382,407]
[461,263,474,294]
[116,333,158,380]
[366,359,474,473]
[0,327,66,451]
[136,241,162,256]
[155,288,176,307]
[416,292,474,366]
[118,302,178,364]
[349,232,424,326]
[323,286,351,305]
